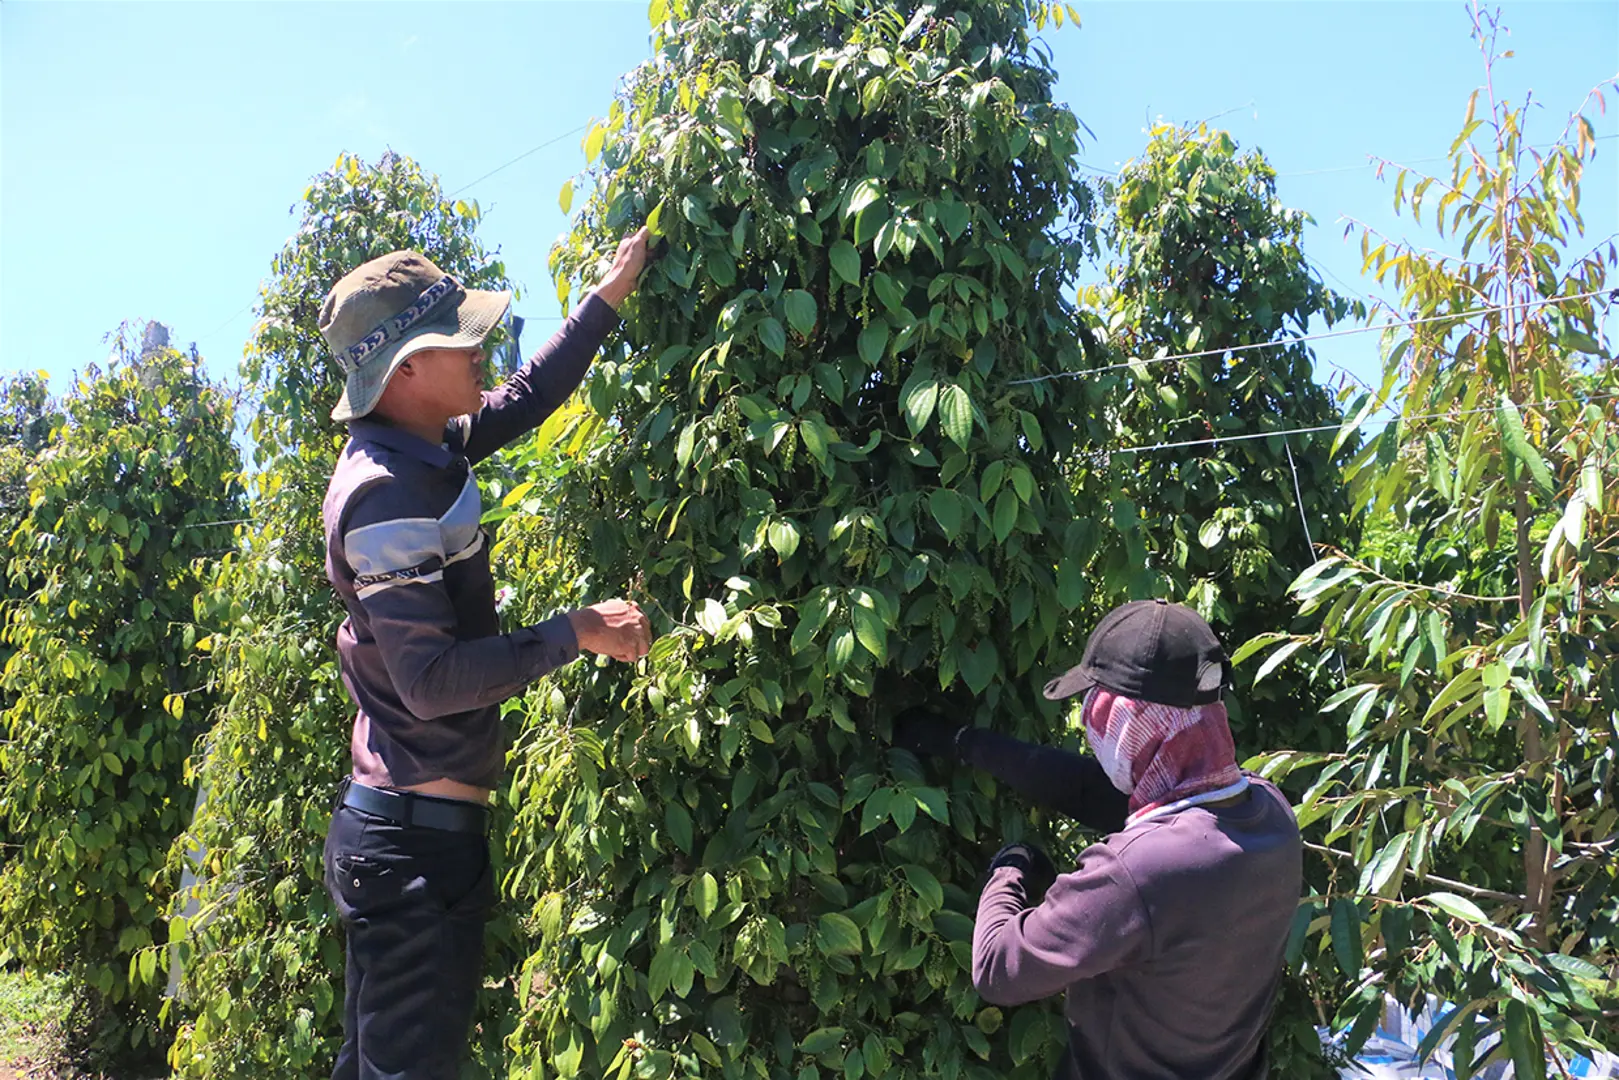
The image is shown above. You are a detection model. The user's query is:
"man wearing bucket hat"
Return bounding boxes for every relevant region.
[897,600,1302,1080]
[318,231,653,1080]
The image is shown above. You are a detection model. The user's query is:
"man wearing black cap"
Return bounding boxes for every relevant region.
[899,600,1302,1080]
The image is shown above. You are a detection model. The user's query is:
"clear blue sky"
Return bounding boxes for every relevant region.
[2,1,1614,399]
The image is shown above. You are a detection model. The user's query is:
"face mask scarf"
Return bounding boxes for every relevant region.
[1082,687,1249,826]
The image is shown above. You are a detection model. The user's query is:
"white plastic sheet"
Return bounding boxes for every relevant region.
[1320,995,1617,1079]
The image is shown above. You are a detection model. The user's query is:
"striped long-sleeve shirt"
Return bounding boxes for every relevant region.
[320,294,618,789]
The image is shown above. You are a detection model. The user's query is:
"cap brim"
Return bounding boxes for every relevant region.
[331,287,511,422]
[1042,664,1098,701]
[1193,658,1229,704]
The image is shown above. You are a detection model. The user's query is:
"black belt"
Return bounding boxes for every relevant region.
[339,779,489,833]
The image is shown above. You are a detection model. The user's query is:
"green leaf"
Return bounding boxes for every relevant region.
[851,604,887,661]
[696,598,727,637]
[769,519,802,561]
[991,489,1018,543]
[1412,998,1476,1066]
[900,370,940,435]
[913,786,948,823]
[1364,833,1410,897]
[665,802,694,853]
[758,317,787,357]
[859,788,891,834]
[1056,556,1084,610]
[800,1027,846,1056]
[901,864,944,912]
[784,291,817,337]
[830,240,862,285]
[872,271,906,315]
[928,489,964,540]
[1496,392,1558,500]
[800,418,829,464]
[961,640,998,694]
[1581,457,1603,512]
[648,945,676,1000]
[828,626,856,672]
[1231,631,1290,666]
[558,180,574,214]
[1424,891,1489,923]
[1504,998,1545,1080]
[1284,902,1314,967]
[1330,898,1362,975]
[1253,640,1306,684]
[817,913,863,956]
[1545,952,1607,981]
[694,872,719,919]
[938,384,972,448]
[791,595,831,652]
[845,178,883,218]
[1423,667,1483,723]
[858,322,890,366]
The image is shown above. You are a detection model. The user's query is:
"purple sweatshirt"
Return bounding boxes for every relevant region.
[972,773,1301,1080]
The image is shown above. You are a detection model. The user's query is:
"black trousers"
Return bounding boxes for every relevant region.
[323,798,495,1080]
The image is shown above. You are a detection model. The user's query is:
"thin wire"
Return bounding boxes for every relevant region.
[172,393,1618,536]
[1094,392,1619,459]
[448,124,590,198]
[1009,286,1617,388]
[1283,438,1317,556]
[1279,161,1382,178]
[1199,101,1256,126]
[1276,133,1618,178]
[179,125,591,351]
[1283,435,1350,682]
[194,304,255,346]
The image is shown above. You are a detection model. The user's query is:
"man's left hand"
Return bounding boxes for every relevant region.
[989,842,1058,903]
[892,707,965,760]
[596,227,651,310]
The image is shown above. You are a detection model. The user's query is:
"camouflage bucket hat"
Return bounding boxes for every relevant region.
[319,251,511,422]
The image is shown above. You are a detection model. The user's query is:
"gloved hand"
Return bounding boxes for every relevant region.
[892,707,966,759]
[989,842,1058,902]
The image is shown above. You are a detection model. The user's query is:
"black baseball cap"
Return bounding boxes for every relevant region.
[1042,599,1230,707]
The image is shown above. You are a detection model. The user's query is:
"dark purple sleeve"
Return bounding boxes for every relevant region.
[456,293,620,465]
[972,842,1153,1005]
[958,729,1130,833]
[341,480,580,718]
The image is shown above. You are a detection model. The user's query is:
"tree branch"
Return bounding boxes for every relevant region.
[1304,840,1528,905]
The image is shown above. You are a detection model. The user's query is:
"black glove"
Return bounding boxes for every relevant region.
[892,707,966,759]
[989,842,1058,902]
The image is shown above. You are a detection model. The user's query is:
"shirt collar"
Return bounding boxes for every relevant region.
[347,418,456,469]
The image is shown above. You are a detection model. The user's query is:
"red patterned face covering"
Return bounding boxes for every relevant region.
[1082,687,1247,825]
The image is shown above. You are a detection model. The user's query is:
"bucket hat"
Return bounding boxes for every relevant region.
[319,251,511,422]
